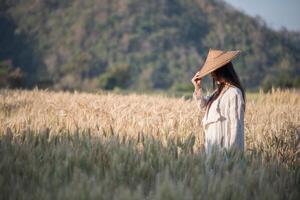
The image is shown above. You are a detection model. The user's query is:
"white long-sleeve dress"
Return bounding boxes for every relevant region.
[193,86,245,155]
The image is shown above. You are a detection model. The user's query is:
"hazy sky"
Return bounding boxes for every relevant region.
[224,0,300,31]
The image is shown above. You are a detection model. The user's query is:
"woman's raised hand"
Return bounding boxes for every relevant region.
[191,71,202,90]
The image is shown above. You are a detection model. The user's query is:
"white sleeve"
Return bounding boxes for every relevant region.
[228,91,244,150]
[192,90,211,112]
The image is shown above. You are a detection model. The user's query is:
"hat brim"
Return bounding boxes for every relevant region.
[198,51,240,78]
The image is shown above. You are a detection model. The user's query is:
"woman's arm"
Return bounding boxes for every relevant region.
[191,72,210,112]
[193,89,210,112]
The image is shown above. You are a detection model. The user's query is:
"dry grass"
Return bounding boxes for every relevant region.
[0,88,299,199]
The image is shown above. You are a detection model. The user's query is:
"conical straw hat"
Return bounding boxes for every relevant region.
[197,48,241,78]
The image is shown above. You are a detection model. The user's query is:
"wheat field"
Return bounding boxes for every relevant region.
[0,89,299,199]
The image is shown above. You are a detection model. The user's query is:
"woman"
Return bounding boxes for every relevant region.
[191,49,245,155]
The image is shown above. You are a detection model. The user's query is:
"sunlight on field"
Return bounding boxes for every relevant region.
[0,89,299,199]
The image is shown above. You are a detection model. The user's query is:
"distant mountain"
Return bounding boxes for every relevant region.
[1,0,300,91]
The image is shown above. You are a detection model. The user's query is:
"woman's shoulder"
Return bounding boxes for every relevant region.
[223,85,243,99]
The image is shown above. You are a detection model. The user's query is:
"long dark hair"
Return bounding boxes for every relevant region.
[208,62,246,111]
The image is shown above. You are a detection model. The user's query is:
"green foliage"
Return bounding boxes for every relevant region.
[1,0,300,91]
[293,77,300,88]
[262,69,300,91]
[171,82,194,92]
[0,60,23,88]
[98,63,133,90]
[151,62,174,89]
[0,60,11,76]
